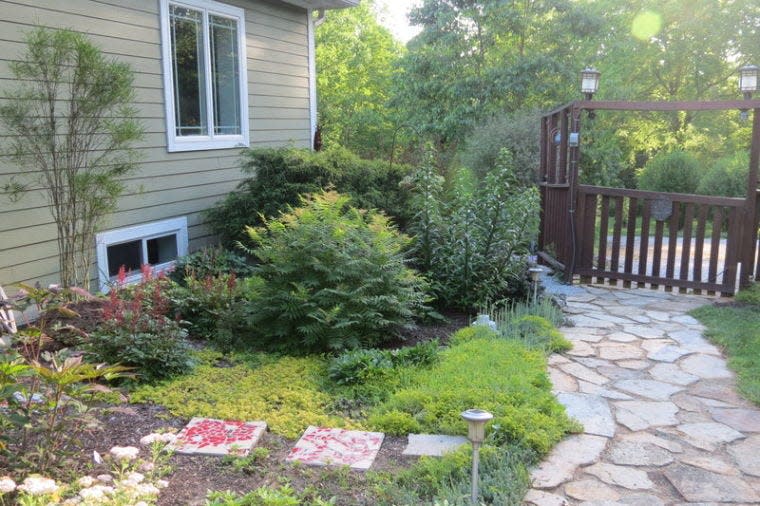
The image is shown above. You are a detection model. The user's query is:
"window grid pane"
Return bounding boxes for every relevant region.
[170,5,208,137]
[210,15,241,136]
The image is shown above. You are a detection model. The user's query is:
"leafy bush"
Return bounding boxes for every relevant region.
[696,151,749,197]
[232,191,429,353]
[636,151,701,194]
[206,485,335,506]
[505,315,572,353]
[86,268,194,382]
[131,351,356,439]
[206,147,412,247]
[407,147,539,309]
[327,341,439,386]
[369,328,575,454]
[169,246,254,284]
[169,273,242,342]
[735,282,760,306]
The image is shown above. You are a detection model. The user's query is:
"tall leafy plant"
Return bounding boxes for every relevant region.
[0,27,143,289]
[408,147,539,309]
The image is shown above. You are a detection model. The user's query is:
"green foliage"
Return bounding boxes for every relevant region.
[504,315,572,354]
[381,444,533,506]
[206,485,335,506]
[232,191,429,353]
[327,341,439,386]
[221,447,270,474]
[0,27,143,289]
[407,147,539,308]
[697,152,750,197]
[735,283,760,306]
[206,147,412,247]
[169,246,254,285]
[369,328,575,454]
[692,302,760,404]
[87,271,193,382]
[368,410,421,436]
[315,1,404,157]
[636,151,701,194]
[131,352,356,439]
[169,273,242,343]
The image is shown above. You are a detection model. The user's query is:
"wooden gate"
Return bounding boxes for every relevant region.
[538,100,760,295]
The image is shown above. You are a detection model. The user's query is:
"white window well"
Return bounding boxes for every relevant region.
[96,217,189,291]
[160,0,249,152]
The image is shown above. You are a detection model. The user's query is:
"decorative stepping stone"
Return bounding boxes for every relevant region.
[287,426,384,470]
[710,408,760,432]
[607,440,674,466]
[664,464,760,503]
[402,434,467,457]
[171,417,267,456]
[674,422,744,451]
[530,434,608,489]
[727,435,760,477]
[614,401,679,431]
[559,362,609,385]
[564,479,620,501]
[679,354,732,379]
[648,363,699,386]
[523,489,569,506]
[557,393,615,437]
[614,379,683,401]
[583,462,654,490]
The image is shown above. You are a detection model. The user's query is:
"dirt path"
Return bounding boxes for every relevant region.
[524,285,760,505]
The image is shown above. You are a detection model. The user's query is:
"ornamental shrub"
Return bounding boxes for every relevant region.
[233,191,429,353]
[636,151,701,194]
[406,146,539,309]
[206,147,412,247]
[696,151,749,197]
[169,273,242,342]
[168,246,254,285]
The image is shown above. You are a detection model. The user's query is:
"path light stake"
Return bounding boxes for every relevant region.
[461,409,493,505]
[528,267,542,305]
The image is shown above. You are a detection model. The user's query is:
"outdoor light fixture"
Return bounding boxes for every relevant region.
[461,409,493,505]
[739,64,759,121]
[580,67,601,100]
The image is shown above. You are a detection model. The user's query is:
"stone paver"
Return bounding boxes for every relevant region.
[525,284,760,505]
[171,417,267,456]
[286,426,384,469]
[402,434,467,456]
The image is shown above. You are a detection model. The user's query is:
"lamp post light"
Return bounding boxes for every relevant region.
[461,409,493,505]
[739,64,759,121]
[580,67,601,100]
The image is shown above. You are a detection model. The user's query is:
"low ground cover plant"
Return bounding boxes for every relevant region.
[692,284,760,404]
[227,191,430,353]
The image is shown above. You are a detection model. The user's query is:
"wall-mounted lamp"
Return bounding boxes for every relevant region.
[739,64,759,121]
[580,67,601,100]
[461,409,493,505]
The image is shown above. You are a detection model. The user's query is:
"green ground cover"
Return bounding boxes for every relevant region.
[691,284,760,404]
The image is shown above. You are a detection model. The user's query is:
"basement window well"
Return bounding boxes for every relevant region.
[96,217,188,291]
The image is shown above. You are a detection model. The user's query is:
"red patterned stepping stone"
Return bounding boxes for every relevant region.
[286,426,384,470]
[171,417,267,456]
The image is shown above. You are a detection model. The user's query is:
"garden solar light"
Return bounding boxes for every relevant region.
[529,267,542,304]
[739,64,759,121]
[580,67,601,100]
[461,409,493,505]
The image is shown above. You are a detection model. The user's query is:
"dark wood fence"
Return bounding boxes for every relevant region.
[538,100,760,296]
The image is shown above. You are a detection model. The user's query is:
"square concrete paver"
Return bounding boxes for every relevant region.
[402,434,468,456]
[286,426,384,470]
[172,417,267,456]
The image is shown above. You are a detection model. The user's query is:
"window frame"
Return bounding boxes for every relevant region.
[160,0,250,152]
[95,217,189,291]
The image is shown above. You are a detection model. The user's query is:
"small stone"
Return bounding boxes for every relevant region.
[727,435,760,477]
[675,422,744,451]
[679,454,738,475]
[620,431,683,453]
[565,479,620,501]
[584,462,654,490]
[710,408,760,432]
[617,360,650,370]
[597,343,644,361]
[530,435,608,488]
[607,440,674,466]
[614,401,679,431]
[664,464,760,502]
[623,325,665,339]
[679,354,732,379]
[647,346,690,363]
[523,489,569,506]
[649,363,699,386]
[567,340,596,357]
[559,362,610,385]
[402,434,468,457]
[549,367,579,393]
[557,393,616,437]
[614,379,683,401]
[607,331,639,342]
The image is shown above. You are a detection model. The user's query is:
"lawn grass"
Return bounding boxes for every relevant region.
[691,285,760,404]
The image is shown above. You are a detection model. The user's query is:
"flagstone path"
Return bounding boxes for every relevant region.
[524,285,760,506]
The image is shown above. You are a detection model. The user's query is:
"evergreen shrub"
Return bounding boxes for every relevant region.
[636,151,701,194]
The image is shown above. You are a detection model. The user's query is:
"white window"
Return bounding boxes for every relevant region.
[96,217,189,290]
[160,0,249,152]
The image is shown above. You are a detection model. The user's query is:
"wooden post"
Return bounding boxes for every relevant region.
[740,109,760,288]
